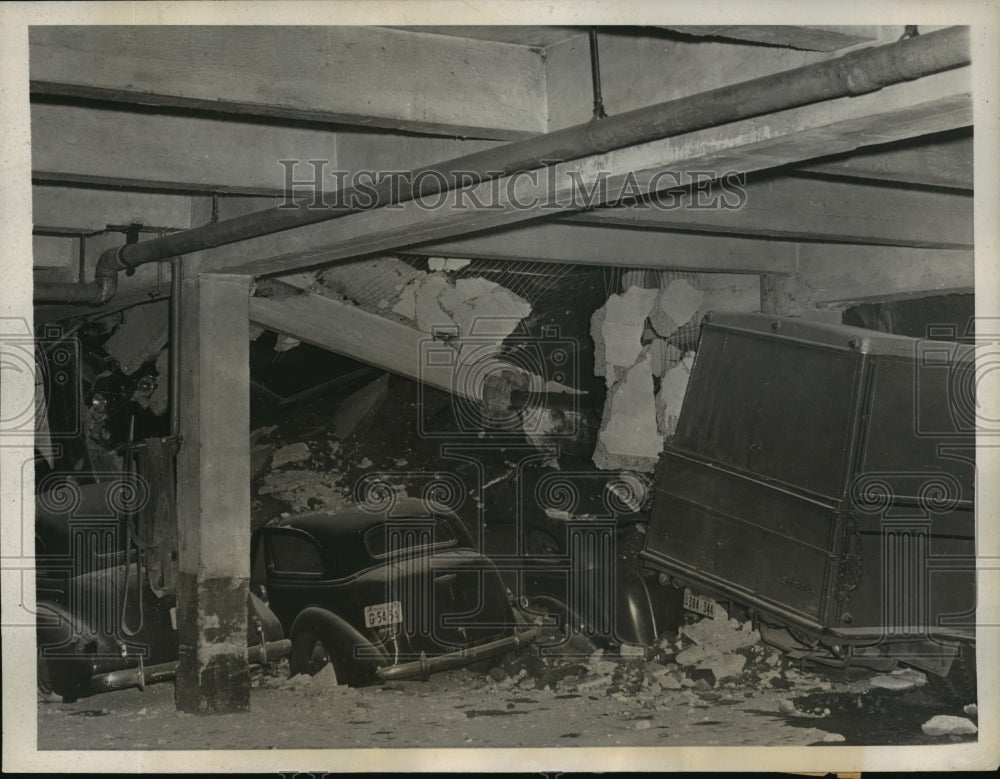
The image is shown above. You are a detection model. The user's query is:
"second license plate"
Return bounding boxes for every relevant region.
[683,589,716,619]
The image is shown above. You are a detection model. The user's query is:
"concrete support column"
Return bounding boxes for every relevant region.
[174,270,252,713]
[759,274,790,316]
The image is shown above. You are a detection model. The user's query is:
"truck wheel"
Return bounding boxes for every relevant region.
[927,641,977,703]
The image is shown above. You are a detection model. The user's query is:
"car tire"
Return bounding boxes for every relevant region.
[290,629,341,682]
[37,653,77,703]
[288,608,388,686]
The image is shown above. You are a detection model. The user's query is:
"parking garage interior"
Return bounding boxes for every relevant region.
[3,9,998,773]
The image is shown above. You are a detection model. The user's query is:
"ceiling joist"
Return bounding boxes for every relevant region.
[187,66,971,278]
[29,26,547,140]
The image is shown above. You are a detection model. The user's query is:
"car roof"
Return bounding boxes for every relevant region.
[268,497,468,550]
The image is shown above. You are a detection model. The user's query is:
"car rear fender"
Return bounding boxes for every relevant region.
[290,607,388,683]
[615,572,677,647]
[36,600,121,655]
[36,600,125,698]
[247,591,284,645]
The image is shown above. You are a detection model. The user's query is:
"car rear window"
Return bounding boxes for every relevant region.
[268,531,326,575]
[363,517,458,559]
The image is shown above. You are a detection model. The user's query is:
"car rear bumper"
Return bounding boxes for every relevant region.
[375,628,539,682]
[90,639,292,693]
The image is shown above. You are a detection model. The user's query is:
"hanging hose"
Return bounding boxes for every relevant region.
[119,416,145,637]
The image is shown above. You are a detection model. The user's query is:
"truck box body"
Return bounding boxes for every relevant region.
[640,313,976,653]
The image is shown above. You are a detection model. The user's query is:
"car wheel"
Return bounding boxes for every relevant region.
[290,630,340,682]
[37,655,75,703]
[37,654,53,696]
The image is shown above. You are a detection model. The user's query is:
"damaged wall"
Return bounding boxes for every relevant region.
[590,271,761,472]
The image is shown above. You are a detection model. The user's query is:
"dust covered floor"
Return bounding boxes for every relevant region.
[38,649,978,750]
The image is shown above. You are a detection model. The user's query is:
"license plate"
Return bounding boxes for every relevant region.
[364,601,403,629]
[683,589,716,619]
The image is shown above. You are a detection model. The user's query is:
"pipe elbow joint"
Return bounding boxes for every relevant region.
[96,246,129,275]
[93,247,123,304]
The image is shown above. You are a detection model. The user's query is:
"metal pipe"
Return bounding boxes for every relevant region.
[77,234,87,284]
[33,254,119,304]
[35,26,969,303]
[89,639,292,693]
[375,628,539,681]
[169,258,182,439]
[589,28,608,120]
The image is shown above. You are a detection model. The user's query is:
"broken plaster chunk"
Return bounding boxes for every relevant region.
[648,339,683,379]
[305,663,342,695]
[318,257,421,308]
[655,356,693,436]
[449,277,531,337]
[271,442,311,469]
[414,275,455,333]
[705,653,747,682]
[650,280,704,339]
[921,715,978,736]
[591,286,659,385]
[274,334,301,352]
[592,354,663,472]
[869,667,927,691]
[281,673,313,691]
[392,282,418,320]
[657,674,683,691]
[427,257,472,272]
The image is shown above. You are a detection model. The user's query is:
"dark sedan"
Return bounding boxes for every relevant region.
[251,497,537,685]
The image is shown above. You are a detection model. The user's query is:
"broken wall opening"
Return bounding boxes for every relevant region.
[842,292,975,340]
[590,269,762,472]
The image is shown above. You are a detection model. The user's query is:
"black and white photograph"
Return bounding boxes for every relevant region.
[1,0,998,774]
